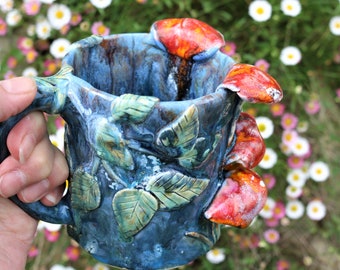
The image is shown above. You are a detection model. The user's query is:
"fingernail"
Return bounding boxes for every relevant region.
[0,170,27,198]
[0,77,34,94]
[19,133,36,164]
[45,192,58,205]
[20,179,50,202]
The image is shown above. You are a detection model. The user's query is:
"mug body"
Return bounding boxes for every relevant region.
[59,33,241,269]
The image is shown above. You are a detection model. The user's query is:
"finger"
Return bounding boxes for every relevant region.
[40,184,66,206]
[0,77,37,121]
[18,147,68,204]
[0,135,55,198]
[7,111,47,164]
[42,147,68,206]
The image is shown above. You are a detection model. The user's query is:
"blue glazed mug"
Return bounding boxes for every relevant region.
[0,18,282,269]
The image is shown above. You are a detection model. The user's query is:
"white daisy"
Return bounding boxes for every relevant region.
[50,265,75,270]
[37,221,62,232]
[5,8,22,26]
[47,3,71,30]
[36,19,52,40]
[290,136,310,157]
[279,142,293,156]
[286,200,304,219]
[256,116,274,139]
[26,24,36,36]
[248,0,272,22]
[206,248,226,264]
[259,197,275,219]
[22,67,38,77]
[296,120,309,133]
[306,200,326,221]
[90,0,112,9]
[280,46,302,65]
[93,263,110,270]
[329,16,340,36]
[0,0,14,13]
[49,127,65,152]
[258,148,278,169]
[286,169,308,188]
[50,38,71,59]
[40,0,56,3]
[285,185,303,199]
[280,0,302,17]
[308,161,330,182]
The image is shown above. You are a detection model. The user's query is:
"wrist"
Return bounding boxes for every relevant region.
[0,235,31,270]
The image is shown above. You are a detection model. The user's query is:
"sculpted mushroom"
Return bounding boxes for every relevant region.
[223,112,266,169]
[219,63,283,103]
[204,167,267,228]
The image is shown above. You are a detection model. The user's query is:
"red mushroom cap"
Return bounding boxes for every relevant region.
[224,112,265,169]
[220,63,283,103]
[151,18,225,60]
[205,167,267,228]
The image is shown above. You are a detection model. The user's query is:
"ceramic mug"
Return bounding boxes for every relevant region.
[0,18,282,269]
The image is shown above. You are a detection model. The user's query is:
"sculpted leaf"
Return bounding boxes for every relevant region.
[111,94,159,123]
[146,171,209,210]
[156,105,199,151]
[179,133,222,169]
[71,168,101,211]
[112,189,158,239]
[94,119,134,170]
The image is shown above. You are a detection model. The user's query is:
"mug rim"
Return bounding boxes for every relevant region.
[61,33,236,110]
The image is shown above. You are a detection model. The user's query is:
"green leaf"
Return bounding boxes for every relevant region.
[111,94,159,123]
[112,189,158,239]
[179,133,222,169]
[71,168,101,211]
[146,171,209,210]
[94,119,134,170]
[156,104,199,151]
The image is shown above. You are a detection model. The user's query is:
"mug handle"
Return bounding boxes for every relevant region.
[0,67,74,225]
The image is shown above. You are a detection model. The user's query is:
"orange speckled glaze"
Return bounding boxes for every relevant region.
[205,167,267,228]
[221,63,283,103]
[152,18,225,59]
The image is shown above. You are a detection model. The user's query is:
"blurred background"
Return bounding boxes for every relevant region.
[1,0,340,269]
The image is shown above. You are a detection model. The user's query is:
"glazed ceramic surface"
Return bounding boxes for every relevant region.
[0,18,282,269]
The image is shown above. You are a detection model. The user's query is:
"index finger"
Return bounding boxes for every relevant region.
[0,77,37,122]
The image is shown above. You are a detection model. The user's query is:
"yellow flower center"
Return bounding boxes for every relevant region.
[285,133,292,141]
[42,26,49,34]
[55,10,64,19]
[263,204,270,211]
[295,143,302,150]
[211,249,221,256]
[312,207,319,213]
[285,118,292,125]
[263,154,270,161]
[58,46,65,53]
[316,168,322,175]
[291,205,298,212]
[258,123,266,132]
[97,25,107,35]
[256,7,264,15]
[31,3,39,12]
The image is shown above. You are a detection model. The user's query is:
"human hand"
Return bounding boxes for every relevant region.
[0,77,68,269]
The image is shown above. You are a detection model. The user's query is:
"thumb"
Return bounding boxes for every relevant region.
[0,77,37,122]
